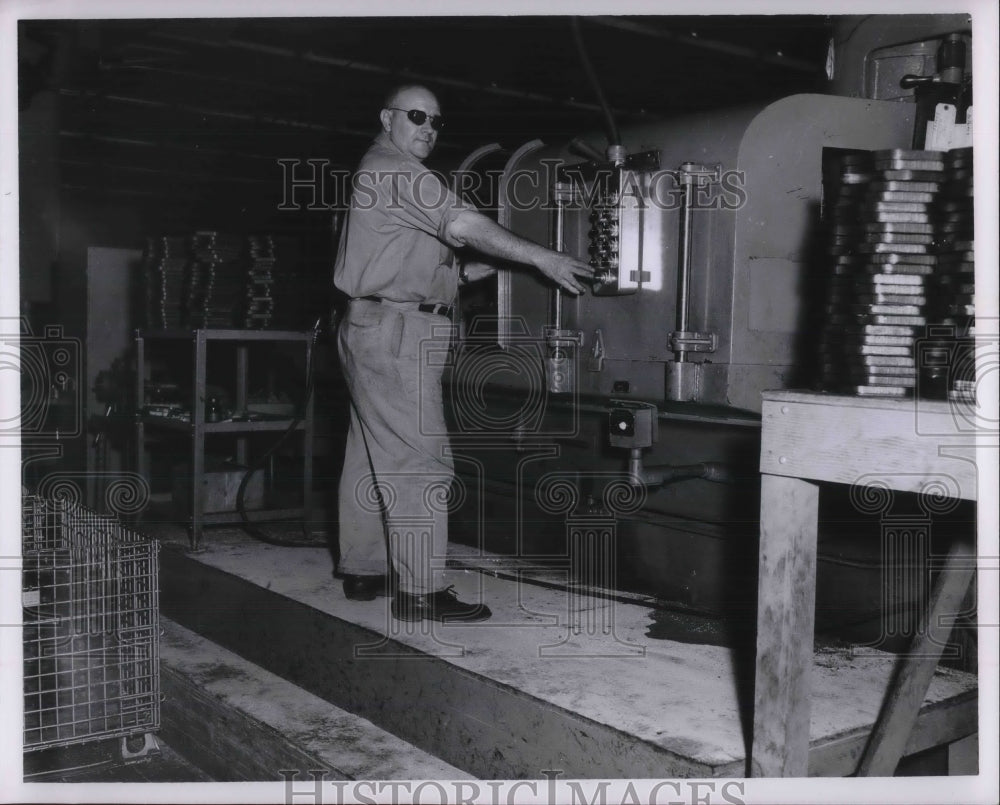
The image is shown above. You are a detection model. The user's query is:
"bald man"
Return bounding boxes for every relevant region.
[334,84,593,622]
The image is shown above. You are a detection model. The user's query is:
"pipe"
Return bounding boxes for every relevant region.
[628,448,738,487]
[675,166,696,363]
[552,183,566,330]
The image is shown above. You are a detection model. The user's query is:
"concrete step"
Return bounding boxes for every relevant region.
[157,531,977,779]
[159,617,470,781]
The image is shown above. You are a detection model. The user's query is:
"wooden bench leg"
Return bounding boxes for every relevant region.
[947,733,978,775]
[857,537,976,776]
[751,474,820,777]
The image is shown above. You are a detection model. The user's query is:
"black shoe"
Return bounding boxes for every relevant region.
[341,574,388,601]
[391,586,492,623]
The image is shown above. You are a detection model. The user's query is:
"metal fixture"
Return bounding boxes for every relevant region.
[608,400,735,488]
[666,162,719,401]
[546,179,584,394]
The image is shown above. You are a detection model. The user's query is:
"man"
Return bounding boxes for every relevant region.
[334,84,593,622]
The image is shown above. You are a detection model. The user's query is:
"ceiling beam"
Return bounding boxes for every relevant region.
[585,16,821,73]
[148,31,651,118]
[59,157,273,185]
[59,87,346,134]
[57,87,468,152]
[59,130,282,162]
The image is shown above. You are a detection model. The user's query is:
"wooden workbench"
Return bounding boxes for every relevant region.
[751,390,979,777]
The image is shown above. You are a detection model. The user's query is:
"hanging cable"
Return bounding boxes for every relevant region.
[570,16,622,148]
[235,318,326,547]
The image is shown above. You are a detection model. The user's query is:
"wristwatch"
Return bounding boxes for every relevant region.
[458,264,469,284]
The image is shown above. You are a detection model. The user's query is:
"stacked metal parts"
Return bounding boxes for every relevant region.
[141,233,297,330]
[22,494,160,753]
[244,234,277,329]
[819,148,975,399]
[189,231,246,328]
[142,236,190,330]
[928,147,975,403]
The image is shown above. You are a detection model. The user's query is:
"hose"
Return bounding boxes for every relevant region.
[236,318,326,547]
[570,16,621,148]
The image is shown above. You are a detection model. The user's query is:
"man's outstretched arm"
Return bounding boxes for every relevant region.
[446,209,594,295]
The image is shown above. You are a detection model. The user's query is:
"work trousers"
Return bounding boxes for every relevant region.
[336,299,455,595]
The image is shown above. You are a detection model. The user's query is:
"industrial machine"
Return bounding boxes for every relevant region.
[443,15,976,635]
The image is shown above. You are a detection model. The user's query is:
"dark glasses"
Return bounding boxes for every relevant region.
[386,107,444,131]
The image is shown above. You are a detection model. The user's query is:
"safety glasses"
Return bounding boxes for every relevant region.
[386,107,445,131]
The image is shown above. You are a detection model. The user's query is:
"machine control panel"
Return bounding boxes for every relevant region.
[588,190,621,278]
[586,168,645,296]
[559,150,660,297]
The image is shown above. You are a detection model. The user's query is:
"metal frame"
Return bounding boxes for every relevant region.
[134,328,314,550]
[22,494,160,754]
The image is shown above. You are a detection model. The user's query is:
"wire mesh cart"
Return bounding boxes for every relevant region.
[22,494,161,761]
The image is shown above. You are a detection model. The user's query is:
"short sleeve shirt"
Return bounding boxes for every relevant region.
[333,132,472,306]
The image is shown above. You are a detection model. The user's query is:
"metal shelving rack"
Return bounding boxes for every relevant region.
[134,328,314,550]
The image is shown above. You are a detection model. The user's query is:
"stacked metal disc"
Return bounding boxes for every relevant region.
[244,235,277,329]
[190,231,246,328]
[818,149,944,397]
[930,147,975,403]
[142,236,191,329]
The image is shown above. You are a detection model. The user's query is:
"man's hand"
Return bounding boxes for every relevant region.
[534,252,595,296]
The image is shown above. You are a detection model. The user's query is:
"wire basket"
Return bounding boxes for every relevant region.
[22,494,160,752]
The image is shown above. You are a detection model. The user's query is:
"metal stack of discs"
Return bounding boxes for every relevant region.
[930,147,975,403]
[818,149,943,397]
[142,236,190,329]
[190,231,245,328]
[244,235,276,329]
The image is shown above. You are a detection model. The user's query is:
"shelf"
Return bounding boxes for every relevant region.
[200,508,306,525]
[135,327,314,550]
[140,328,313,342]
[140,417,305,434]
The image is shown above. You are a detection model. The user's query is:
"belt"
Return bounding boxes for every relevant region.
[357,296,453,318]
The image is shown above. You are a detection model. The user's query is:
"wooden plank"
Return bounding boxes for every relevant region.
[762,390,956,413]
[857,537,976,776]
[751,473,820,777]
[947,733,979,775]
[759,398,977,500]
[806,692,977,776]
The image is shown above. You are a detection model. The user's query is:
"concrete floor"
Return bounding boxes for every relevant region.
[23,737,213,783]
[137,517,977,779]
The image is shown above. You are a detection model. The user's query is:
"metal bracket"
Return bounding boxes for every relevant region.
[544,327,584,347]
[679,162,722,186]
[587,328,605,372]
[670,331,717,353]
